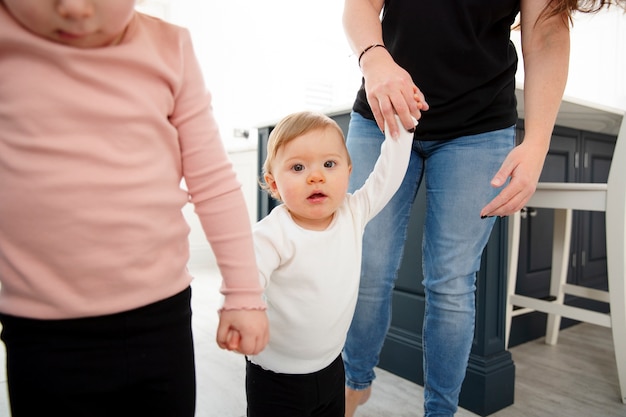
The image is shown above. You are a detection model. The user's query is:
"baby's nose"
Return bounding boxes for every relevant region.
[307,170,325,183]
[57,0,95,19]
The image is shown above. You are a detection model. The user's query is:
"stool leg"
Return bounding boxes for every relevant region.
[606,201,626,404]
[506,211,522,348]
[545,209,573,345]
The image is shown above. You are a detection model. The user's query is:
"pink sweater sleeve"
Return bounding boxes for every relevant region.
[0,10,265,317]
[171,32,265,311]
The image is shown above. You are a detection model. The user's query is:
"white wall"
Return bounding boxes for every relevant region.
[183,143,258,269]
[568,10,625,109]
[512,8,626,110]
[137,0,359,141]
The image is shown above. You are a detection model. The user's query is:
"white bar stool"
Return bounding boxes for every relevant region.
[505,111,626,404]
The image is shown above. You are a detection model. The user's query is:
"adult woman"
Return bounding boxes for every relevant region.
[341,1,624,416]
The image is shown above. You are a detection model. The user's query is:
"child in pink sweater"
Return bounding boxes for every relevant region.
[0,1,268,415]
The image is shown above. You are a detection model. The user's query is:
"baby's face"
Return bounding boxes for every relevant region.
[3,0,136,48]
[266,127,352,231]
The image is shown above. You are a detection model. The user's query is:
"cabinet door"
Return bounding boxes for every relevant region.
[575,132,615,289]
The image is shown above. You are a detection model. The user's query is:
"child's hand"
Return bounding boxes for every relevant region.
[224,329,241,351]
[385,114,418,141]
[216,309,269,355]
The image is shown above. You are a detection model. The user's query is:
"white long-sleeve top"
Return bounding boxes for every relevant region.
[249,121,413,374]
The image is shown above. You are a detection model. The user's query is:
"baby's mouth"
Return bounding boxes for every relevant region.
[308,192,326,200]
[57,30,89,39]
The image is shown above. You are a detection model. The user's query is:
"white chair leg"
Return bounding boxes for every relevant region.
[606,197,626,404]
[545,209,573,345]
[608,241,626,404]
[505,211,521,349]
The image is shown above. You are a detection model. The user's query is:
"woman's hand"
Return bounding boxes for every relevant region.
[480,138,549,218]
[360,48,428,138]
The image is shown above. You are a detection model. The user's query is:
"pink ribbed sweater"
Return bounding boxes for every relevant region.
[0,7,265,319]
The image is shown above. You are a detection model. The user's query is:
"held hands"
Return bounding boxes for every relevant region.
[216,309,269,355]
[385,114,419,140]
[360,48,429,138]
[480,139,549,218]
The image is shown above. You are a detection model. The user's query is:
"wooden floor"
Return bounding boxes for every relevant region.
[0,265,624,416]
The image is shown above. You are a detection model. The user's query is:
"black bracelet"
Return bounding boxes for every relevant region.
[358,43,386,67]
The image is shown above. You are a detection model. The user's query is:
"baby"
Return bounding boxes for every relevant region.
[246,111,416,417]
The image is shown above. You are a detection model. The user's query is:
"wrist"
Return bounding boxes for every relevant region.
[358,43,386,68]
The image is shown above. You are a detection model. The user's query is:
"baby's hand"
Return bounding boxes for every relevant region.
[385,114,418,140]
[216,309,269,355]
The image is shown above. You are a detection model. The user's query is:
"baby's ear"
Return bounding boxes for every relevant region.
[264,173,281,200]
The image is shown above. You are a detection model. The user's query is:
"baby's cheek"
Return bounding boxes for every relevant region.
[276,183,298,204]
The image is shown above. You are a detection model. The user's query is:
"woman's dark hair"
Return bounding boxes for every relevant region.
[543,0,625,25]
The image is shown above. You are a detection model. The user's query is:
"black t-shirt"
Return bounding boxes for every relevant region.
[353,0,521,141]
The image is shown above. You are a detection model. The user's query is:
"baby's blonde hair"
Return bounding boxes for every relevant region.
[261,111,350,201]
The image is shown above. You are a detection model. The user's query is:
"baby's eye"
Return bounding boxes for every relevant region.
[292,163,304,172]
[324,160,336,168]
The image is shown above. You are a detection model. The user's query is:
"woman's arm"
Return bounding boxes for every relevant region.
[480,0,570,218]
[343,0,427,138]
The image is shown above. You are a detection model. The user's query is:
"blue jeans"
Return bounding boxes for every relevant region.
[342,112,514,416]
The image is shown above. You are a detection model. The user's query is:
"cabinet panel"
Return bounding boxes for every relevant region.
[540,131,579,182]
[576,132,615,288]
[583,133,614,183]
